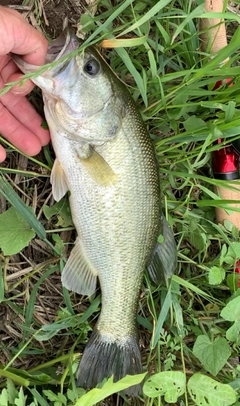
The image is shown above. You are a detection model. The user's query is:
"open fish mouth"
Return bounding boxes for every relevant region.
[43,31,79,78]
[11,31,79,76]
[45,31,79,65]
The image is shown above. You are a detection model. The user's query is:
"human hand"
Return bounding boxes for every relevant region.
[0,6,50,162]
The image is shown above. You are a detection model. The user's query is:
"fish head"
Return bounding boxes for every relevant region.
[12,32,124,144]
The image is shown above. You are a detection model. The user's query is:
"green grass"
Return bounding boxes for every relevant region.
[1,0,240,405]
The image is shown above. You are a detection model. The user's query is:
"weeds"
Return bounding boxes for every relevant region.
[1,0,240,405]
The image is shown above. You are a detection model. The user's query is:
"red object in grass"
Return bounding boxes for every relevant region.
[213,77,232,91]
[235,260,240,288]
[212,78,240,287]
[212,78,239,180]
[212,142,239,180]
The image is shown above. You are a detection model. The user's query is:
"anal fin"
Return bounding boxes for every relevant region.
[50,159,69,202]
[148,215,177,284]
[61,237,98,296]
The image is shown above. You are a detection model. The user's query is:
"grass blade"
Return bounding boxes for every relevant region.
[151,284,172,349]
[120,0,173,37]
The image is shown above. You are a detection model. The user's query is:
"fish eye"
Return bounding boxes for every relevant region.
[84,59,100,76]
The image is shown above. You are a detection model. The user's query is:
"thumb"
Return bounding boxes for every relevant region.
[0,6,48,65]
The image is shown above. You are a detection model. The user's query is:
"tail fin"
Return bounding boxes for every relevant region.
[77,329,142,396]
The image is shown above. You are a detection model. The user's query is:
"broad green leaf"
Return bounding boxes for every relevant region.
[220,243,231,265]
[18,371,55,385]
[225,321,240,344]
[208,266,226,285]
[7,379,18,404]
[0,207,35,255]
[79,13,96,33]
[75,374,146,406]
[221,296,240,321]
[52,234,65,255]
[183,116,207,132]
[66,389,86,403]
[34,329,59,341]
[43,199,73,227]
[189,228,205,251]
[227,242,240,260]
[0,388,8,406]
[221,297,240,343]
[14,387,27,406]
[42,390,59,402]
[226,273,240,292]
[143,371,186,402]
[43,390,66,404]
[188,374,236,406]
[0,174,46,239]
[193,335,231,376]
[229,379,240,392]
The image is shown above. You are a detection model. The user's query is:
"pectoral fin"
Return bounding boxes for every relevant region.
[61,237,98,296]
[148,215,177,284]
[79,149,117,186]
[50,159,69,202]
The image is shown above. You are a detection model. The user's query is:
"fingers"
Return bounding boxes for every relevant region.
[0,57,34,95]
[0,62,50,149]
[0,100,47,160]
[0,87,50,159]
[0,105,42,159]
[0,144,7,163]
[1,88,50,146]
[0,7,50,161]
[0,6,48,65]
[8,73,34,95]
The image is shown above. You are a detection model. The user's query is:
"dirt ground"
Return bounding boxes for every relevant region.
[0,0,85,37]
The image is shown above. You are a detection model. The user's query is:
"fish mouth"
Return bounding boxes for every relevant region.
[45,31,79,73]
[11,31,79,75]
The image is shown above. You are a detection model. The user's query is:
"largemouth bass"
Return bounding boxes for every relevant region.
[13,32,176,395]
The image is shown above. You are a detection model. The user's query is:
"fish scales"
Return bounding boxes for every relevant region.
[12,32,176,396]
[51,92,160,336]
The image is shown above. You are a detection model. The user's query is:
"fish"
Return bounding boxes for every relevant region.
[13,32,177,396]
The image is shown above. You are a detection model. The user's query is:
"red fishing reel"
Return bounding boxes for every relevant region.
[212,140,240,180]
[212,78,240,179]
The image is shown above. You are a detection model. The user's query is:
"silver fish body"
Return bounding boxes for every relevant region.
[13,32,176,395]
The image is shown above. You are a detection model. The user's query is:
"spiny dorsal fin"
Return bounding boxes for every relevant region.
[79,149,117,186]
[61,237,98,296]
[50,158,69,202]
